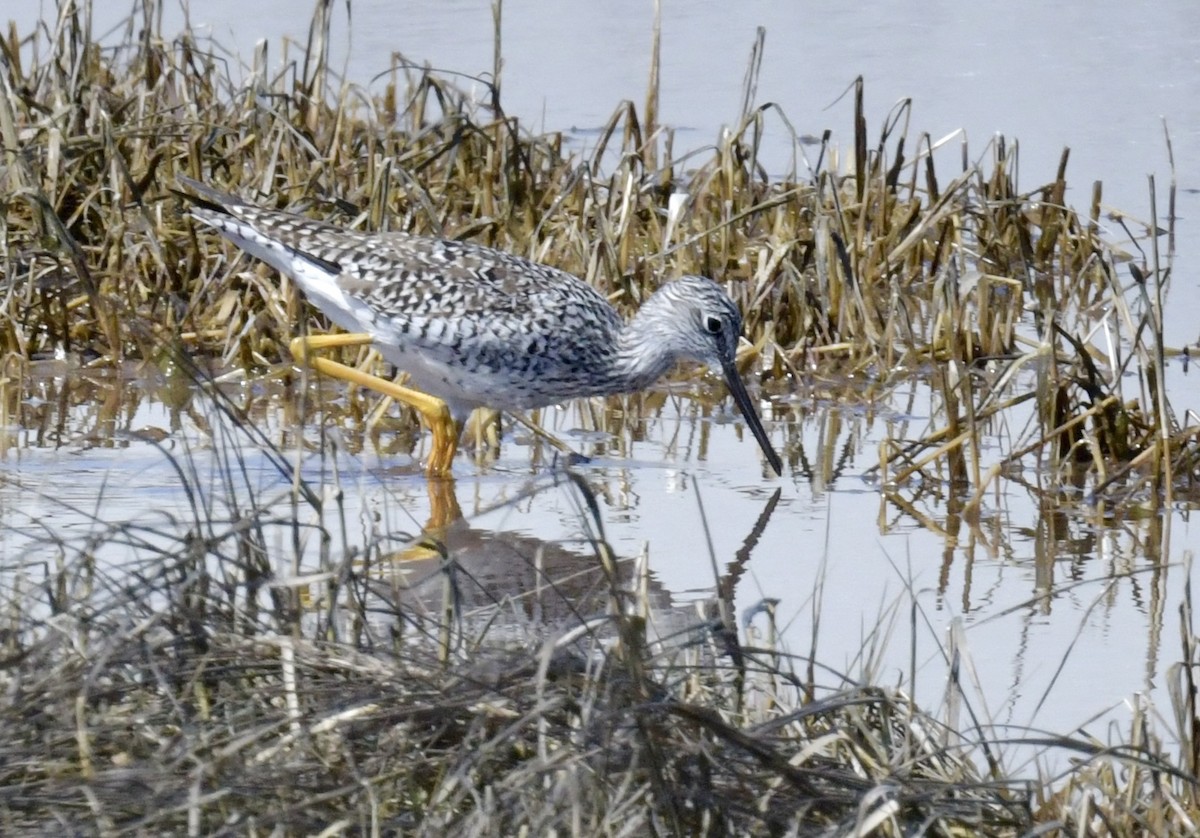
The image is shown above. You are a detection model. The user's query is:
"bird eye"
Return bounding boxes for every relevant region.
[703,315,723,335]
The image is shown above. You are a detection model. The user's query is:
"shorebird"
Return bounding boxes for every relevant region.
[179,176,783,478]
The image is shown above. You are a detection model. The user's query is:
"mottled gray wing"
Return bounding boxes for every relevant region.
[244,216,625,396]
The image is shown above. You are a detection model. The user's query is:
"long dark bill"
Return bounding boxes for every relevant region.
[721,360,783,476]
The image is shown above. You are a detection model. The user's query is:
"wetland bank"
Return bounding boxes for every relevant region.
[2,1,1200,834]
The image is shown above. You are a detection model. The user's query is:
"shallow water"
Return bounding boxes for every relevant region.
[7,0,1200,773]
[1,361,1194,778]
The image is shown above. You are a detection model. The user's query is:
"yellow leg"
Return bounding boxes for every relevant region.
[289,333,461,478]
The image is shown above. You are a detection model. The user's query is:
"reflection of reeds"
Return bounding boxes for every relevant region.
[2,401,1190,831]
[0,408,1037,833]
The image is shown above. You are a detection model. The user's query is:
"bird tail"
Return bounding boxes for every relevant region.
[173,175,250,215]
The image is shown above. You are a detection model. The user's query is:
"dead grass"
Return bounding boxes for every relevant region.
[2,1,1194,513]
[0,414,1037,834]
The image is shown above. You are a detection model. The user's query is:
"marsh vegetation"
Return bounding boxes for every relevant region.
[1,1,1197,834]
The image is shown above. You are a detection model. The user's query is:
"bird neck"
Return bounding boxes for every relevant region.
[612,300,682,393]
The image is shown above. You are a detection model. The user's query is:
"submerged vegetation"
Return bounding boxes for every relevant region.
[1,0,1198,834]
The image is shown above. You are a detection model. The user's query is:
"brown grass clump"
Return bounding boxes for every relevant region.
[2,1,1194,511]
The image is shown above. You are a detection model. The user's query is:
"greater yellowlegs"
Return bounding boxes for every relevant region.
[179,176,783,478]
